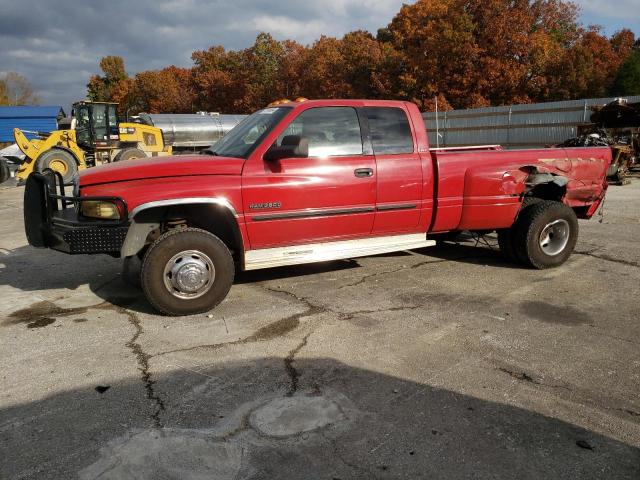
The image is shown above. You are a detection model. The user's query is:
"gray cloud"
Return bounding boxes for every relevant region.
[1,0,637,110]
[0,0,407,109]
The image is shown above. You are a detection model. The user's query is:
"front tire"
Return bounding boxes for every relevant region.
[514,201,578,269]
[141,228,234,316]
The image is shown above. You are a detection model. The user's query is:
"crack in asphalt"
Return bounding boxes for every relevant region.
[122,307,166,429]
[498,367,575,392]
[284,332,312,396]
[336,254,493,290]
[618,408,640,417]
[337,264,409,289]
[152,288,324,358]
[219,413,251,441]
[575,250,639,268]
[499,367,540,384]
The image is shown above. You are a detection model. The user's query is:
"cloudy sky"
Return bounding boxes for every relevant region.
[0,0,638,109]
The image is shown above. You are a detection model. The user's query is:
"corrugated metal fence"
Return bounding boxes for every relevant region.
[422,96,640,149]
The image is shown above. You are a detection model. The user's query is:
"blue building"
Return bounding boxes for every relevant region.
[0,105,65,143]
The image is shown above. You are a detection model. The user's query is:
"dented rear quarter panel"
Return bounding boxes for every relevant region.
[429,146,611,232]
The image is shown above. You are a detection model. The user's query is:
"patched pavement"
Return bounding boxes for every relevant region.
[1,179,639,479]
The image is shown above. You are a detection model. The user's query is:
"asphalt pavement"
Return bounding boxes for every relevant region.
[1,177,639,479]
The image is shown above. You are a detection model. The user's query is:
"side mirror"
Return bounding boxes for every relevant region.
[264,135,309,161]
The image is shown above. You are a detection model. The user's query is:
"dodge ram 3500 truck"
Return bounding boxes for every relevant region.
[24,99,611,315]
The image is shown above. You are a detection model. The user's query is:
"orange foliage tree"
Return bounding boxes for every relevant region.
[87,1,637,114]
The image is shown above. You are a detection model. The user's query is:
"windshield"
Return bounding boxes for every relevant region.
[206,107,291,158]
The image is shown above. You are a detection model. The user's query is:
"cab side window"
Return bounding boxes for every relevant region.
[364,107,414,155]
[278,107,363,157]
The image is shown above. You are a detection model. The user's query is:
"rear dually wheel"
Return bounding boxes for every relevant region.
[513,200,578,269]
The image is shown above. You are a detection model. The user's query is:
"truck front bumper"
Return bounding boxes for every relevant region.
[24,172,129,256]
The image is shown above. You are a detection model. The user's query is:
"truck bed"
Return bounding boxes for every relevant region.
[428,146,611,232]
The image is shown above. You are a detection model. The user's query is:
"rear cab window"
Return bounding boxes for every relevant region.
[363,107,414,155]
[278,107,363,157]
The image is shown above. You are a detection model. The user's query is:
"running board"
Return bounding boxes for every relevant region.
[244,233,436,270]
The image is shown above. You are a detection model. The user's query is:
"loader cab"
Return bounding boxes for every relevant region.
[72,101,120,150]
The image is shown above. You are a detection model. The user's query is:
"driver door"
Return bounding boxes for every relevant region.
[242,106,377,249]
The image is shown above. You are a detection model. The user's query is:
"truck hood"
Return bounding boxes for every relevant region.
[79,154,244,187]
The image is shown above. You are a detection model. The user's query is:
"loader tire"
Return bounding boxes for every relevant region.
[35,149,78,184]
[0,158,10,184]
[513,200,578,269]
[114,148,146,162]
[141,228,234,316]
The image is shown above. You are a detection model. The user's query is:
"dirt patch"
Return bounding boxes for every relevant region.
[27,317,56,329]
[519,301,590,325]
[5,301,88,327]
[243,316,301,343]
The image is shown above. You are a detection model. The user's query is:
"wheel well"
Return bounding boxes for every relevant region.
[126,203,243,262]
[523,170,568,203]
[526,182,566,202]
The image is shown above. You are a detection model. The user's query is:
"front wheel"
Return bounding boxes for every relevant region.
[514,201,578,269]
[141,228,234,315]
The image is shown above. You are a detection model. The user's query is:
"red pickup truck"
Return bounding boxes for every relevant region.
[24,99,611,315]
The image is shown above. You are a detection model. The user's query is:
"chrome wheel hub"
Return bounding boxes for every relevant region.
[163,250,215,299]
[539,219,570,256]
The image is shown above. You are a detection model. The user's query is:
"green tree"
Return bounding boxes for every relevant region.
[610,49,640,96]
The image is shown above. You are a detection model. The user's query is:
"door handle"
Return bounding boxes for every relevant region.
[354,168,374,178]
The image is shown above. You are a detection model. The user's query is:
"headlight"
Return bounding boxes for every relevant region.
[80,200,121,220]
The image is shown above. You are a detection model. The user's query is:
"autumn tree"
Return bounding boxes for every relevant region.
[127,66,195,113]
[87,1,638,114]
[386,0,583,110]
[279,40,306,99]
[0,72,39,105]
[548,28,636,100]
[297,36,352,98]
[87,56,129,103]
[192,45,247,113]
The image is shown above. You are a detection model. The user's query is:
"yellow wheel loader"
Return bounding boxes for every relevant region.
[14,101,172,184]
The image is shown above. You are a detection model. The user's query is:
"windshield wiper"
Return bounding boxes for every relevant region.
[203,149,218,156]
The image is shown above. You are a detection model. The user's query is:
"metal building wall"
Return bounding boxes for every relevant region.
[0,106,64,142]
[422,96,640,149]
